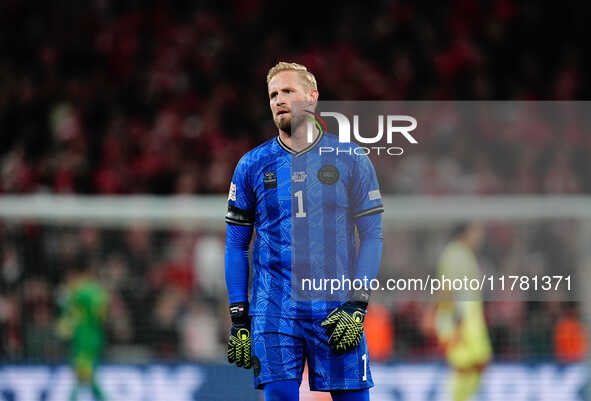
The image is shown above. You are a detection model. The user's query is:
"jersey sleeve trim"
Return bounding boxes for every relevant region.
[225,205,255,226]
[353,205,384,219]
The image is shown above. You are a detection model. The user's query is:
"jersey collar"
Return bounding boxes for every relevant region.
[276,130,324,157]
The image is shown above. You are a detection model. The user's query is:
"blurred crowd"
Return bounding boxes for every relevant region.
[0,0,589,363]
[1,1,590,195]
[0,221,587,363]
[0,223,229,361]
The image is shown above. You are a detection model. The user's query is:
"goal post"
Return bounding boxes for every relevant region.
[2,194,591,226]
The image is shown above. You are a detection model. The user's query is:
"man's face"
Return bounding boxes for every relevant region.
[268,70,318,134]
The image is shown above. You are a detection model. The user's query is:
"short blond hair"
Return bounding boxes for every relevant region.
[266,62,317,92]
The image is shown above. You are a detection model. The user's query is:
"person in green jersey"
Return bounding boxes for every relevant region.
[57,261,109,401]
[435,223,492,401]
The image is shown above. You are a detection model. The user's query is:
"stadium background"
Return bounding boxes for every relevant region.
[0,1,590,400]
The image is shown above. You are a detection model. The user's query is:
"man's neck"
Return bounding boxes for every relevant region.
[278,125,320,152]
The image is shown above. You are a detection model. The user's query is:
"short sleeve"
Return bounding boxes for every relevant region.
[225,156,256,226]
[350,152,384,219]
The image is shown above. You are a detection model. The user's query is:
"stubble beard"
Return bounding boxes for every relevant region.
[275,115,292,136]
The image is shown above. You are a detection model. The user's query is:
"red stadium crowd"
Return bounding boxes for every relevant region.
[1,1,589,195]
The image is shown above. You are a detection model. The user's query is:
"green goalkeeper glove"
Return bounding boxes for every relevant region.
[227,302,252,369]
[321,299,368,354]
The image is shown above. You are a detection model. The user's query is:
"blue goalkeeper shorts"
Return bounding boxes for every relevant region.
[250,315,373,391]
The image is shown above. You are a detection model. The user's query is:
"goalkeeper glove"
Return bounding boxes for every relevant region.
[227,302,252,369]
[321,298,368,354]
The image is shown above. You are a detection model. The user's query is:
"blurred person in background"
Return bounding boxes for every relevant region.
[364,303,394,362]
[23,279,62,361]
[150,284,186,358]
[180,298,222,360]
[554,302,588,362]
[57,259,109,401]
[194,233,226,300]
[435,223,492,401]
[0,292,22,359]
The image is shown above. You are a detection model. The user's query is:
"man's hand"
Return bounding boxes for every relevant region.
[227,302,252,368]
[321,300,367,354]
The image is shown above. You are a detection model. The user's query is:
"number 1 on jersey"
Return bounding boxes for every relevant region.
[362,353,367,381]
[295,190,306,218]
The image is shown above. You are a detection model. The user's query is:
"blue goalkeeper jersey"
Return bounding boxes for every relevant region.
[225,132,383,318]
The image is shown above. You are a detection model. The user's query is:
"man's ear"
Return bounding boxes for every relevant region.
[309,89,319,101]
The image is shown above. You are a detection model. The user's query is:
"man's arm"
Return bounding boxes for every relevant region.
[56,289,76,339]
[355,212,383,284]
[224,154,255,304]
[321,153,384,353]
[225,223,254,369]
[224,152,256,368]
[349,151,384,300]
[224,224,253,304]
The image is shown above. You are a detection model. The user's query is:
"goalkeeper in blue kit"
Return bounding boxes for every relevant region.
[225,62,384,401]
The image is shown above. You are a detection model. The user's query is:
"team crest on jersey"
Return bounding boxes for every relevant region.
[317,165,339,185]
[228,182,236,201]
[263,171,277,189]
[292,171,307,182]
